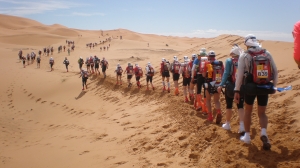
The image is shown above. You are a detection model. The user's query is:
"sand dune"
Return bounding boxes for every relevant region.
[0,14,299,168]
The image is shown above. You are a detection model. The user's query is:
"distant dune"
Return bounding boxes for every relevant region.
[0,14,299,168]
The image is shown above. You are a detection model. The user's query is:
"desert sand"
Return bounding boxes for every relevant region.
[0,14,299,168]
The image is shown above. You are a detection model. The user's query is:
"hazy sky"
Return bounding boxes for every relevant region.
[0,0,299,42]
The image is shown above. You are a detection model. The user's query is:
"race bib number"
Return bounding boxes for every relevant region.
[216,74,221,83]
[257,65,268,78]
[175,66,179,70]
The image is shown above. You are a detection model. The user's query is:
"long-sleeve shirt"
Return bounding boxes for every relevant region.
[219,58,233,86]
[234,48,278,91]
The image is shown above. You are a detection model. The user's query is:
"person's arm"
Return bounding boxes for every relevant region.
[219,58,232,86]
[179,65,183,74]
[267,52,278,87]
[234,53,246,91]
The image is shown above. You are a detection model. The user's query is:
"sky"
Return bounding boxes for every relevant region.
[0,0,299,42]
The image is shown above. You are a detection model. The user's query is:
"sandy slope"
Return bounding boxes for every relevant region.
[0,14,300,168]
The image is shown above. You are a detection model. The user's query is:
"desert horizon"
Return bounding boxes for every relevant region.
[1,14,300,168]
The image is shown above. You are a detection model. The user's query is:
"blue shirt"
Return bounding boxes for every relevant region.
[193,58,200,65]
[219,58,233,86]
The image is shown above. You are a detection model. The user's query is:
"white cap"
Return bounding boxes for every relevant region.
[173,56,178,61]
[162,58,166,62]
[148,62,151,66]
[117,63,120,67]
[135,64,139,67]
[200,48,206,53]
[80,56,82,59]
[230,44,243,56]
[244,34,261,47]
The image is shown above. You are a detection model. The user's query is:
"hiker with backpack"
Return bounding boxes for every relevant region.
[160,58,171,93]
[37,55,41,68]
[234,34,278,150]
[217,44,245,135]
[63,57,70,72]
[124,63,134,88]
[203,51,224,124]
[85,57,91,73]
[169,56,181,95]
[94,56,101,75]
[49,57,55,71]
[179,56,192,102]
[79,69,89,90]
[192,49,208,111]
[115,63,123,85]
[134,64,143,88]
[78,57,84,71]
[145,62,155,90]
[89,56,94,74]
[101,57,109,78]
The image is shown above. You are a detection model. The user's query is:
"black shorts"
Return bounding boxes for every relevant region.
[50,63,53,67]
[162,71,170,78]
[183,77,191,86]
[102,67,107,73]
[117,72,122,76]
[225,93,244,109]
[172,73,180,81]
[197,74,205,94]
[95,64,99,69]
[127,75,133,79]
[146,76,153,83]
[205,83,218,95]
[91,64,94,68]
[136,76,140,81]
[37,60,40,63]
[23,61,25,64]
[245,94,269,106]
[87,64,90,67]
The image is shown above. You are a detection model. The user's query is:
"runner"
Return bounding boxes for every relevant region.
[26,53,30,65]
[94,56,101,75]
[145,62,155,90]
[124,63,134,88]
[63,57,70,72]
[63,46,66,52]
[160,58,171,93]
[217,44,245,135]
[86,57,91,73]
[170,56,181,95]
[49,57,55,71]
[89,56,94,74]
[234,34,278,150]
[79,69,89,90]
[115,63,123,85]
[38,50,42,57]
[101,57,109,78]
[22,55,26,68]
[189,54,197,103]
[134,64,143,88]
[203,50,224,123]
[179,56,192,102]
[18,49,23,61]
[78,56,84,71]
[192,49,208,111]
[37,55,41,68]
[31,51,35,64]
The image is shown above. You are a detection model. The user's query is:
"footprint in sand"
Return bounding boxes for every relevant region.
[105,156,116,160]
[115,161,127,165]
[28,93,32,97]
[36,98,41,102]
[79,151,90,155]
[41,101,47,104]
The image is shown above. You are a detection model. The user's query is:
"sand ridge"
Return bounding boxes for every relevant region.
[0,14,299,168]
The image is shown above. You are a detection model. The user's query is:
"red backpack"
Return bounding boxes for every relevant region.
[135,67,143,76]
[173,61,180,74]
[183,63,191,78]
[248,50,273,84]
[230,57,239,83]
[127,66,133,74]
[148,66,154,76]
[211,60,224,85]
